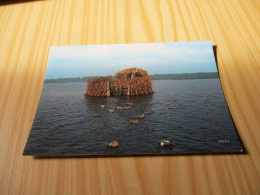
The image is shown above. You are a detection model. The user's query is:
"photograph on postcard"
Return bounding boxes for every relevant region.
[23,41,244,156]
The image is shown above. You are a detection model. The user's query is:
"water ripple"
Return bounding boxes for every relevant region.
[24,80,243,156]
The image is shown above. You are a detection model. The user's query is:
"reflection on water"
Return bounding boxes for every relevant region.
[24,79,243,156]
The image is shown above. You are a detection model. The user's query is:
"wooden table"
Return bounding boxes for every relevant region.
[0,1,259,194]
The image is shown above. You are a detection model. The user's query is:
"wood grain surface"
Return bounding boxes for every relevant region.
[0,0,259,194]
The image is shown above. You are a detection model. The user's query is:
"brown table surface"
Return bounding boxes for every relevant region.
[0,0,259,194]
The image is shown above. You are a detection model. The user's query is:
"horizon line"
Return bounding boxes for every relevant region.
[45,71,218,80]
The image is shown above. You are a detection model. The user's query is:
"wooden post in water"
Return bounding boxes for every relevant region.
[106,81,110,97]
[127,84,131,96]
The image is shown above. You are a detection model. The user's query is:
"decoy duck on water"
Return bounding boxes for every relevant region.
[124,106,131,110]
[168,106,178,110]
[130,119,139,124]
[93,113,101,117]
[137,114,145,119]
[116,106,124,110]
[158,137,172,147]
[107,109,114,113]
[105,140,119,147]
[143,111,151,115]
[100,105,106,108]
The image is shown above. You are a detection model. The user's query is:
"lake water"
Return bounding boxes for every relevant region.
[23,79,244,156]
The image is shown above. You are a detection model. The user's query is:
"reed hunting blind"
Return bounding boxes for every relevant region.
[85,68,153,97]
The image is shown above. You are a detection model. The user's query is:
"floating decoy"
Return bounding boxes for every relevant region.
[93,113,101,117]
[107,109,114,113]
[116,106,124,110]
[168,106,178,110]
[137,114,145,119]
[158,137,172,147]
[124,106,131,110]
[130,119,139,124]
[100,105,106,108]
[105,140,119,147]
[143,111,151,115]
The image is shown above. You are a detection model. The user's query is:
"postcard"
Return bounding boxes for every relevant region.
[23,41,245,156]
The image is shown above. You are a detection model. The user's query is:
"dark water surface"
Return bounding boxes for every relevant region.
[24,79,244,156]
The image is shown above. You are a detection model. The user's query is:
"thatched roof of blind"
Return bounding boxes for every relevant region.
[115,68,148,77]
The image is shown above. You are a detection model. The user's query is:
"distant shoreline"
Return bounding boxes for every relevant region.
[44,72,219,83]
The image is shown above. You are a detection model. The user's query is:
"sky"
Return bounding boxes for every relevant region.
[45,41,217,79]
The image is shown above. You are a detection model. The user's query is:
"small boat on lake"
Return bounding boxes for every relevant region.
[116,106,124,110]
[124,106,131,110]
[107,109,114,113]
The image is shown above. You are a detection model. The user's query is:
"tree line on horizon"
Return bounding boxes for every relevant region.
[44,72,219,83]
